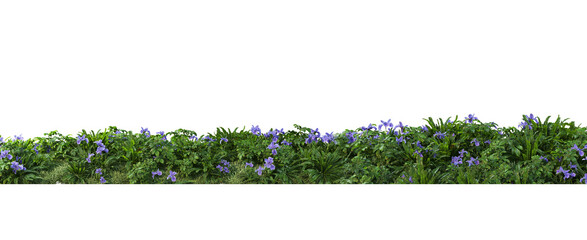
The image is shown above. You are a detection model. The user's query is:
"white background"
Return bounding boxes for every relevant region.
[1,0,586,139]
[1,1,586,239]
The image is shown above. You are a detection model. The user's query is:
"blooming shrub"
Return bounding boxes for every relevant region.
[0,114,587,184]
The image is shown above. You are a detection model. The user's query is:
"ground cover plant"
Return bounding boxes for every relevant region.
[1,114,587,184]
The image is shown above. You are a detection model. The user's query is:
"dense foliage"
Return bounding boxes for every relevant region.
[1,114,587,184]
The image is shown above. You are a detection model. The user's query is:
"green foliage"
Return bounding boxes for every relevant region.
[1,114,587,184]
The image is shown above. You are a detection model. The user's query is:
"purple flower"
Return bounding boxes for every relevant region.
[519,121,532,130]
[220,159,230,167]
[264,157,276,171]
[10,161,25,174]
[458,149,468,157]
[0,137,5,144]
[471,138,480,146]
[421,125,428,132]
[189,135,198,141]
[415,141,424,148]
[465,114,478,124]
[414,150,423,158]
[396,136,406,144]
[203,136,216,142]
[346,132,357,144]
[447,119,453,124]
[525,114,538,123]
[33,143,39,154]
[167,170,177,182]
[380,119,392,129]
[268,142,280,155]
[256,166,265,176]
[157,131,167,141]
[571,144,584,157]
[540,156,548,162]
[140,127,151,137]
[77,135,89,144]
[220,138,228,143]
[484,140,491,145]
[396,122,405,132]
[305,128,320,144]
[569,163,577,169]
[94,140,109,155]
[95,168,103,175]
[451,156,462,166]
[251,125,262,136]
[86,153,95,163]
[466,157,479,166]
[0,150,13,160]
[409,176,413,183]
[100,177,106,184]
[152,169,162,179]
[322,132,335,143]
[556,167,572,179]
[115,130,122,134]
[433,132,446,139]
[580,174,587,184]
[245,162,254,168]
[14,134,24,141]
[281,140,292,146]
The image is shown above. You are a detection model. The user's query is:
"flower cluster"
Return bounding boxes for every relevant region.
[465,114,478,124]
[94,140,109,155]
[217,159,230,173]
[33,143,39,154]
[321,132,335,144]
[10,161,26,174]
[433,131,446,139]
[95,168,106,183]
[346,131,357,144]
[264,128,283,142]
[264,157,275,170]
[77,134,89,144]
[519,113,538,130]
[556,167,576,180]
[396,136,406,144]
[0,150,13,160]
[251,125,262,136]
[141,127,151,137]
[14,134,24,141]
[305,128,321,144]
[466,157,479,166]
[379,119,393,131]
[451,149,473,166]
